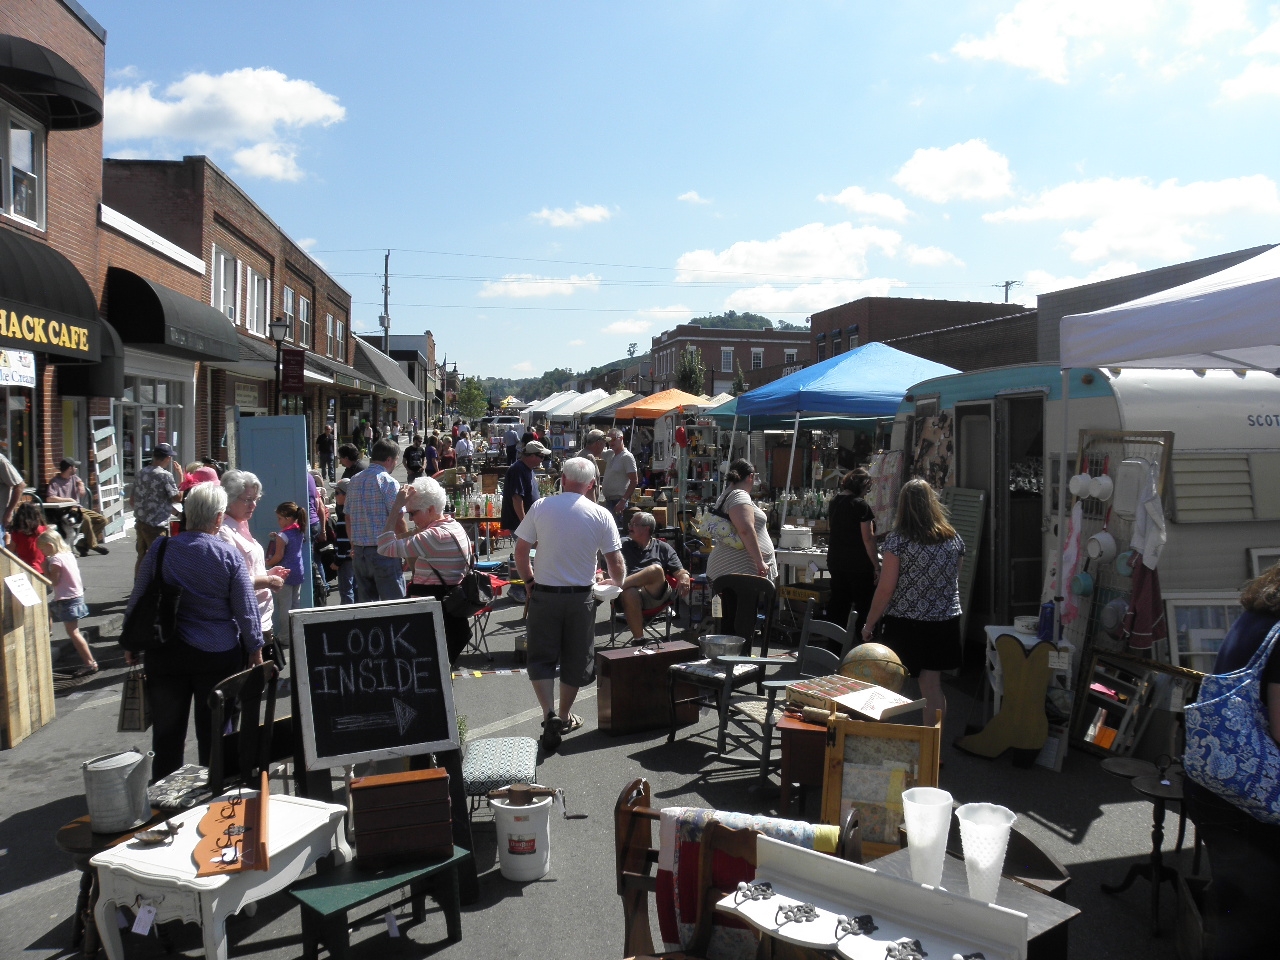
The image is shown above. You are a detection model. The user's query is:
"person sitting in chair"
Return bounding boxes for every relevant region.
[598,510,690,645]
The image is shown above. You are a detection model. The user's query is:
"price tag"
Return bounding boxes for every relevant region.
[710,596,723,619]
[1047,651,1071,671]
[131,904,157,935]
[4,574,40,608]
[385,911,400,938]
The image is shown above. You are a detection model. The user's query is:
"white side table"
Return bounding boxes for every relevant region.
[91,793,349,960]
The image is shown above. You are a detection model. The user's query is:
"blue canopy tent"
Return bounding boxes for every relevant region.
[733,342,958,527]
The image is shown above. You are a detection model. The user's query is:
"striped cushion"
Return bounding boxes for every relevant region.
[461,736,538,796]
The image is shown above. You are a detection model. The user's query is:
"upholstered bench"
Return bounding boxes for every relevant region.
[460,736,538,817]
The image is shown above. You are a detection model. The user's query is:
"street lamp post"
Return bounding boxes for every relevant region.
[269,316,291,413]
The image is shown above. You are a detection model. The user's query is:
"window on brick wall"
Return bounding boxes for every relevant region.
[245,268,268,335]
[1,104,45,228]
[817,342,827,361]
[336,315,347,361]
[282,286,295,341]
[325,313,334,357]
[832,337,841,355]
[751,348,763,370]
[721,348,733,373]
[213,246,237,322]
[784,348,797,364]
[298,296,311,348]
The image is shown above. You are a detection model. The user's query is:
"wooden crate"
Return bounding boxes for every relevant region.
[1,550,55,748]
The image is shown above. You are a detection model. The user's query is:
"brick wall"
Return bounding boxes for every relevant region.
[649,325,810,392]
[809,298,1027,361]
[883,311,1040,372]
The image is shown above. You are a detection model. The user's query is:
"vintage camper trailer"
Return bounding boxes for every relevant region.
[891,364,1280,662]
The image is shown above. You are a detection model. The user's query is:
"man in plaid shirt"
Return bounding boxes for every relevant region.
[345,438,406,602]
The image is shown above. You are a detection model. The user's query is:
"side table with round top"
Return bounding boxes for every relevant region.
[1100,772,1189,937]
[55,809,169,957]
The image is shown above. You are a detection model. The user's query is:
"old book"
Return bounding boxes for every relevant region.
[832,686,924,721]
[786,674,923,720]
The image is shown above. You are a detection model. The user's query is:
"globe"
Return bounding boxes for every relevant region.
[839,643,908,692]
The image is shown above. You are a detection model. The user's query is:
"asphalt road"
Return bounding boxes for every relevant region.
[0,521,1186,959]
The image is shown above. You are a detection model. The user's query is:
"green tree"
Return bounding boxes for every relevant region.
[676,348,706,395]
[731,360,747,396]
[456,376,488,420]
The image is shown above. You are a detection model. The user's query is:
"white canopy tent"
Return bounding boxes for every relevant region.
[1051,244,1280,644]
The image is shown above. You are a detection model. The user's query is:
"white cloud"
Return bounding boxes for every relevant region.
[530,204,612,228]
[952,0,1161,84]
[512,361,534,372]
[893,140,1013,203]
[1181,0,1251,46]
[105,67,344,181]
[568,339,586,346]
[602,319,653,336]
[906,244,964,267]
[1221,60,1280,98]
[676,222,901,283]
[1021,260,1140,298]
[817,186,910,222]
[678,190,711,205]
[985,174,1280,262]
[232,142,301,181]
[109,65,140,80]
[1244,16,1280,56]
[478,273,602,298]
[297,237,317,251]
[724,279,903,315]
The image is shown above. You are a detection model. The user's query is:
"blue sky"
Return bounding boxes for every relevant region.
[93,1,1280,378]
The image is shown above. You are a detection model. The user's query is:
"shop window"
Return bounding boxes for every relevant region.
[720,348,733,373]
[283,286,295,341]
[213,246,237,321]
[751,348,763,370]
[298,296,312,349]
[245,269,268,335]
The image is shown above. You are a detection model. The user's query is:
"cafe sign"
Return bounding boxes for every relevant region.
[0,304,100,361]
[0,350,36,388]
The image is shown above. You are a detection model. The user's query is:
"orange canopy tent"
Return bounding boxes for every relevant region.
[614,389,705,420]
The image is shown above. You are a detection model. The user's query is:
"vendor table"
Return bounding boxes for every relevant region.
[91,792,350,960]
[774,548,827,585]
[872,847,1080,960]
[453,515,497,558]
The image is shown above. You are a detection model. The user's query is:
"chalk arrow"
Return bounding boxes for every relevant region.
[393,698,417,736]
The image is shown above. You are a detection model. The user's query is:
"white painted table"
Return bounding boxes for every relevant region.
[774,548,828,585]
[91,793,349,960]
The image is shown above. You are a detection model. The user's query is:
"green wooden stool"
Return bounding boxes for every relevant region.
[288,846,470,958]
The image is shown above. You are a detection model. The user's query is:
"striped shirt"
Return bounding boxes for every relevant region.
[127,530,262,653]
[345,463,399,546]
[377,517,472,586]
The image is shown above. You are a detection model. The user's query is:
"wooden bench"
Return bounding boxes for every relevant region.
[288,846,470,958]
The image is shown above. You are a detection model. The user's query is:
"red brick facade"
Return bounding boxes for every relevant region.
[808,297,1027,365]
[650,324,810,394]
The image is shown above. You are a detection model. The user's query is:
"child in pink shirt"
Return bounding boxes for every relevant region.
[38,529,95,676]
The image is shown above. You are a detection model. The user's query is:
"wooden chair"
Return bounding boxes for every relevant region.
[667,575,777,754]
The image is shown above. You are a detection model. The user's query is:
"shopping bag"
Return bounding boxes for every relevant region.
[117,667,151,732]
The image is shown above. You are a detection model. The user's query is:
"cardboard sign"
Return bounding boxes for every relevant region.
[4,573,40,608]
[290,598,458,769]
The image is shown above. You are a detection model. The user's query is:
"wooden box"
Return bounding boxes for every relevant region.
[1,550,54,749]
[651,506,668,527]
[596,640,702,735]
[350,768,452,867]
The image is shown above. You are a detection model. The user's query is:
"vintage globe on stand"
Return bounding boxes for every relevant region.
[840,643,908,692]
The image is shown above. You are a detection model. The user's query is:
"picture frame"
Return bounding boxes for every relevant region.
[1249,547,1280,579]
[820,712,942,861]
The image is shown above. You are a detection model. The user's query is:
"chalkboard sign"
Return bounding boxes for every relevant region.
[291,598,459,770]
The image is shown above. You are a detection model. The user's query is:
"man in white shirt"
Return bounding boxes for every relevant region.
[601,428,638,519]
[455,433,474,472]
[515,457,625,754]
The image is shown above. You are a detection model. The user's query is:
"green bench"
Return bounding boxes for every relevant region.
[288,846,471,958]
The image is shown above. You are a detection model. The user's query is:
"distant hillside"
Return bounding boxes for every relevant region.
[687,311,807,332]
[480,351,651,404]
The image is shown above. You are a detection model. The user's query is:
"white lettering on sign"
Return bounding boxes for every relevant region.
[311,627,434,697]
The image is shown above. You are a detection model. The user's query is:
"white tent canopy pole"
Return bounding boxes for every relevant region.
[725,411,739,501]
[1054,369,1070,646]
[778,411,800,530]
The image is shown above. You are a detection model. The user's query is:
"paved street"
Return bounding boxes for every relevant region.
[0,513,1186,960]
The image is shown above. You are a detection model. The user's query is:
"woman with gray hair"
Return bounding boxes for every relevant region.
[125,481,263,778]
[378,475,475,664]
[218,470,290,664]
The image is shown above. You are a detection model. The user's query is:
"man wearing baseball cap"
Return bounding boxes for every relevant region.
[129,442,182,575]
[46,458,109,556]
[500,440,547,531]
[565,429,607,501]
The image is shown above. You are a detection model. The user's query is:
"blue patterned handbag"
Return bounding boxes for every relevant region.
[1183,622,1280,824]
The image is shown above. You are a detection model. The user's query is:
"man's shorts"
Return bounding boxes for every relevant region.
[526,588,597,687]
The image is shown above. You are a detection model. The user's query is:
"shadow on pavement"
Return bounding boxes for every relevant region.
[0,794,88,896]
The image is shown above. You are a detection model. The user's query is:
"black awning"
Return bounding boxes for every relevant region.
[0,225,101,361]
[106,267,240,362]
[0,34,102,130]
[77,318,124,398]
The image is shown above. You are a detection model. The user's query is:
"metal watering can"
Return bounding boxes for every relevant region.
[83,750,153,833]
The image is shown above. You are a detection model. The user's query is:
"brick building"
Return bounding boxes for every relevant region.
[882,310,1040,371]
[650,324,810,395]
[358,331,439,429]
[808,298,1027,364]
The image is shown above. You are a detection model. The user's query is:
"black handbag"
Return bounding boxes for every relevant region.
[424,529,494,619]
[119,537,184,653]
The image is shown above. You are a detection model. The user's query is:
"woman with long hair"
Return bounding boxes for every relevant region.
[706,458,776,631]
[826,468,878,635]
[860,478,965,724]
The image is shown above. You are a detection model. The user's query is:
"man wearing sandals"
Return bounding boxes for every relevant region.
[515,456,625,754]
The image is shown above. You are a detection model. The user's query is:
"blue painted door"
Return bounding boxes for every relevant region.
[236,415,313,608]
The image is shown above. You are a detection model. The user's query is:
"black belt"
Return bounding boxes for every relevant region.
[531,583,592,594]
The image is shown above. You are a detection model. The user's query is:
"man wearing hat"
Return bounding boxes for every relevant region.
[46,458,109,556]
[501,440,547,531]
[129,442,181,574]
[567,429,607,501]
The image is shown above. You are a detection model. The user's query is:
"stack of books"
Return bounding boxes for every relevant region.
[785,674,924,721]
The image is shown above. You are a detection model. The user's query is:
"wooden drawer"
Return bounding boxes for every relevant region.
[596,640,702,735]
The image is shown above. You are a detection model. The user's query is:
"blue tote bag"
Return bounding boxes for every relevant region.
[1183,621,1280,824]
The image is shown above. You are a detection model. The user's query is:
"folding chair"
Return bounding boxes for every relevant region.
[607,575,679,646]
[461,574,507,661]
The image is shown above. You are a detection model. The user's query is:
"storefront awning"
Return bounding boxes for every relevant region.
[0,225,102,361]
[78,319,125,399]
[0,34,103,130]
[354,339,424,402]
[106,267,240,362]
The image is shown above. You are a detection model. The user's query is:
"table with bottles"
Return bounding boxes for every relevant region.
[448,492,501,558]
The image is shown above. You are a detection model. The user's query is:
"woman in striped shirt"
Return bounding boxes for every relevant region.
[378,475,474,665]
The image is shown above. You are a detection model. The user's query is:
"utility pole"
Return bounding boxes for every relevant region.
[376,249,391,439]
[997,279,1022,303]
